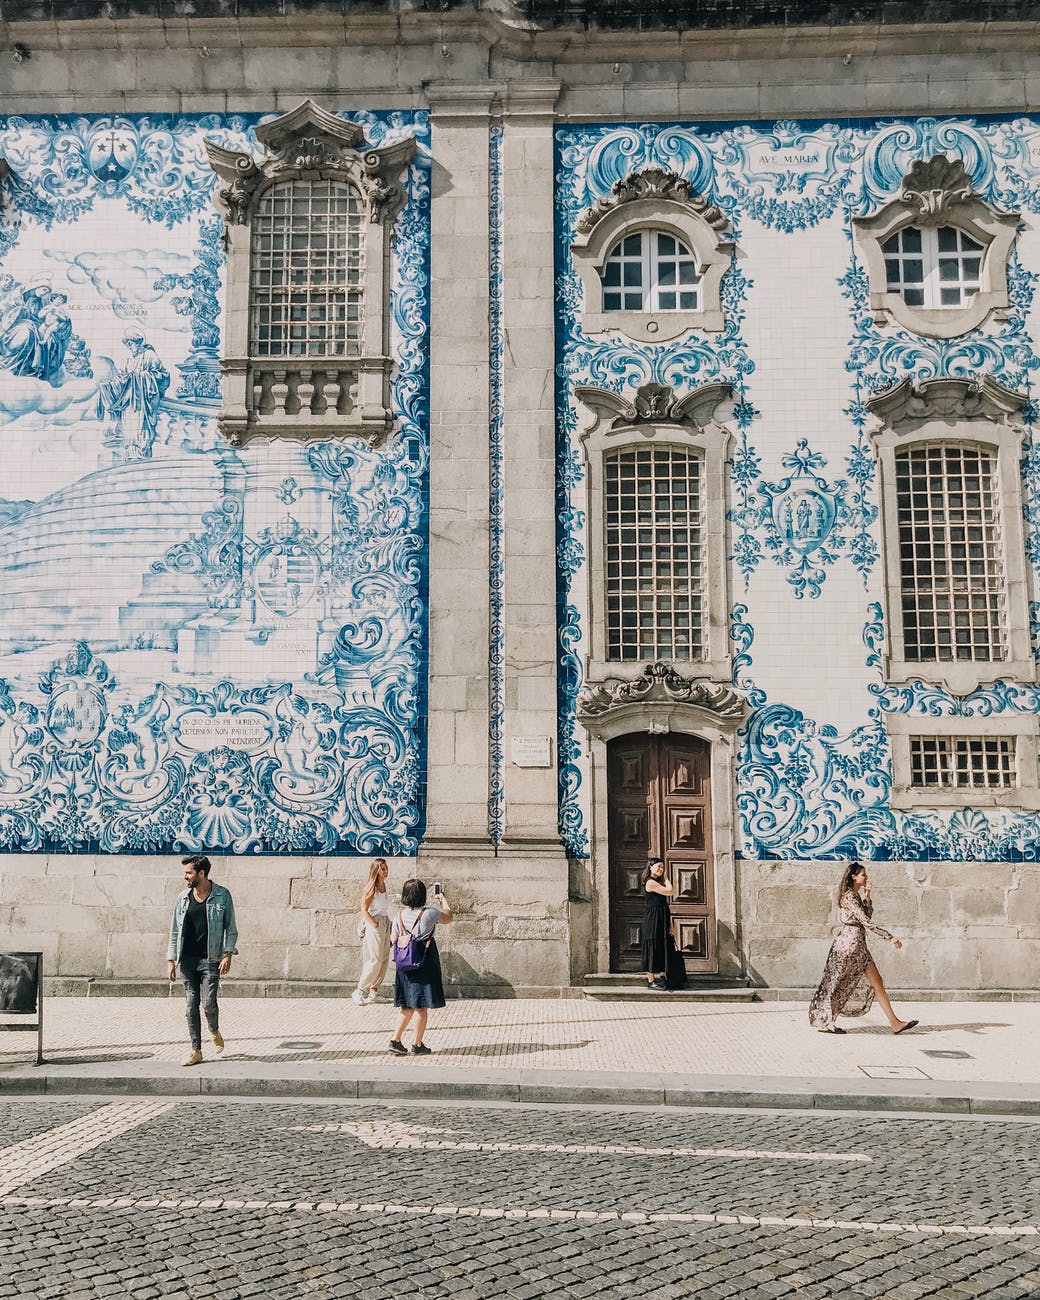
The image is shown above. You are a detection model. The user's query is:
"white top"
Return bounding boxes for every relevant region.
[369,888,390,919]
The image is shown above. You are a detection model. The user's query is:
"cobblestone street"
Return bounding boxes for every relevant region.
[0,1096,1037,1299]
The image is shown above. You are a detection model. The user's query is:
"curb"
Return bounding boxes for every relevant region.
[2,1067,1039,1117]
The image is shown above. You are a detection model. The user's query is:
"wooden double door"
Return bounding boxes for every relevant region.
[607,732,716,974]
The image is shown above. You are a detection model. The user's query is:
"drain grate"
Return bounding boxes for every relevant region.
[922,1049,972,1060]
[278,1041,323,1051]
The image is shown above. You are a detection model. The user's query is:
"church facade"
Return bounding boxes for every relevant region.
[0,0,1038,995]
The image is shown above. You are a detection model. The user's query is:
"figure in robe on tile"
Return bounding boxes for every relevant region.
[0,286,74,384]
[96,327,171,459]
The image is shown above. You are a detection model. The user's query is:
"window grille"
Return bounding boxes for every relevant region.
[601,230,701,312]
[882,225,983,309]
[604,446,703,661]
[250,179,364,358]
[895,444,1007,662]
[909,735,1016,790]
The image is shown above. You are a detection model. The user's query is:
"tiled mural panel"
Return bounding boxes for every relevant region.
[0,110,430,855]
[555,114,1040,863]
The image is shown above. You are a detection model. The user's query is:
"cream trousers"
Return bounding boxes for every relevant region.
[357,915,391,993]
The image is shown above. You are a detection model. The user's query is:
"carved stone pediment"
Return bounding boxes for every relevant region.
[577,381,732,438]
[578,663,746,737]
[900,155,976,224]
[576,167,729,237]
[205,99,416,225]
[867,375,1026,429]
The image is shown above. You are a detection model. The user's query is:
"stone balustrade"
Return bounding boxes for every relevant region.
[249,360,360,420]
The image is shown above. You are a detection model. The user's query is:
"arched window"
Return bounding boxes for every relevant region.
[882,226,983,311]
[250,179,365,359]
[854,155,1017,340]
[571,168,732,342]
[601,230,701,315]
[604,444,703,661]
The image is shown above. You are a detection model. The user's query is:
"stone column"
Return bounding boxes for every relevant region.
[421,85,499,849]
[498,82,565,854]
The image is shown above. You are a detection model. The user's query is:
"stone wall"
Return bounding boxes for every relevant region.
[735,860,1040,995]
[2,852,573,996]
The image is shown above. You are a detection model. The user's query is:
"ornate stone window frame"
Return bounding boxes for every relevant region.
[867,375,1033,695]
[577,381,733,686]
[205,100,416,447]
[576,663,747,979]
[571,169,734,342]
[853,155,1019,341]
[886,712,1040,811]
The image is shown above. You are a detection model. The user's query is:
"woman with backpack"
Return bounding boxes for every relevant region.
[389,877,453,1055]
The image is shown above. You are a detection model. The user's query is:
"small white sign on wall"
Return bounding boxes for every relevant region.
[510,736,553,767]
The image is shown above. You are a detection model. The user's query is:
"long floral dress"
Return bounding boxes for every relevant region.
[808,890,893,1031]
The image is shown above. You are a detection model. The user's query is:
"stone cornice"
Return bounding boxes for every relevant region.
[866,375,1027,428]
[6,8,1040,65]
[577,382,732,438]
[577,663,746,733]
[575,167,729,238]
[205,98,415,225]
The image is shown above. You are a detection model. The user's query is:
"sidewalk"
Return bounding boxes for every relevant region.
[2,995,1039,1116]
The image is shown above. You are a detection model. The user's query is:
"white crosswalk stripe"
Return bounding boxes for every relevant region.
[0,1102,175,1197]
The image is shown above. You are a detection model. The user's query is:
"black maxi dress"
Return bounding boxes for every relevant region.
[640,885,671,975]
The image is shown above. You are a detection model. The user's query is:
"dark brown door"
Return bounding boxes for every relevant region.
[607,732,716,974]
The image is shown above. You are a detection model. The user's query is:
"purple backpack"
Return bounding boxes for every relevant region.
[393,908,432,972]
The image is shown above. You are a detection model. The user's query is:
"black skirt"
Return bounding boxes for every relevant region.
[393,935,446,1009]
[640,890,671,974]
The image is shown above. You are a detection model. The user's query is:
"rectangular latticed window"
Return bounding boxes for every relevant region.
[604,447,703,661]
[909,735,1017,790]
[896,444,1007,662]
[250,179,364,357]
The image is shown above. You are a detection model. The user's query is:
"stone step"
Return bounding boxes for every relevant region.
[581,973,759,1003]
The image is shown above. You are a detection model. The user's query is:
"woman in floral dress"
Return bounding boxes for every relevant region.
[809,862,918,1035]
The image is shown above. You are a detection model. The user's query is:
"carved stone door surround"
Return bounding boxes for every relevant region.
[577,662,746,979]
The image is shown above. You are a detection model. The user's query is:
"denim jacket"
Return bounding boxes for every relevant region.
[168,882,239,963]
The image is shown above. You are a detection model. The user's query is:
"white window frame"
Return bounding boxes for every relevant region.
[577,381,733,686]
[204,99,415,447]
[887,712,1040,810]
[854,154,1018,340]
[881,224,984,311]
[868,375,1034,695]
[601,228,702,315]
[571,169,733,343]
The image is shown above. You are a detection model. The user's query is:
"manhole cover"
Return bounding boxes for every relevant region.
[278,1041,322,1051]
[922,1049,972,1060]
[859,1065,930,1080]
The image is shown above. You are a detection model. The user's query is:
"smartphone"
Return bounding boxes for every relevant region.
[433,881,442,896]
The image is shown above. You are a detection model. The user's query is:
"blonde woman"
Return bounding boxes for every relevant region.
[352,858,391,1005]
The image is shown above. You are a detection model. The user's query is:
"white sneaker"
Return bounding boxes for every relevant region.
[364,991,378,1004]
[351,989,365,1004]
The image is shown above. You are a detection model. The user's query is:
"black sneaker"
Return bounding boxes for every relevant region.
[389,1039,407,1055]
[650,977,668,990]
[411,1043,431,1056]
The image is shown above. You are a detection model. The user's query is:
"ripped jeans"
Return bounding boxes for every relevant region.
[180,955,221,1051]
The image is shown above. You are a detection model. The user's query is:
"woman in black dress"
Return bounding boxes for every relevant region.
[640,857,674,990]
